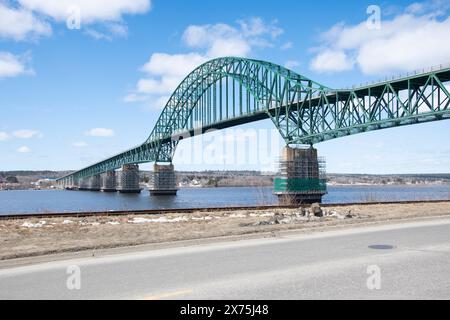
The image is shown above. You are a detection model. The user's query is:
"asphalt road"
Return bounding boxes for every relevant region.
[1,218,450,300]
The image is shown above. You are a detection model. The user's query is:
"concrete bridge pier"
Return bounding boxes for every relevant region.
[72,178,79,190]
[68,177,79,190]
[71,177,79,190]
[64,177,76,190]
[88,174,101,191]
[149,164,178,196]
[118,164,141,193]
[78,178,89,191]
[274,146,327,205]
[101,171,117,192]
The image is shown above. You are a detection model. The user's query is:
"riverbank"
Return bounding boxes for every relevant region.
[1,201,450,261]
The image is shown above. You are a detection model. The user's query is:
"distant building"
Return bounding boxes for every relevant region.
[33,178,57,187]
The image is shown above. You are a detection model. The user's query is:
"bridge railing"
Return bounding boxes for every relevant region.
[343,62,450,90]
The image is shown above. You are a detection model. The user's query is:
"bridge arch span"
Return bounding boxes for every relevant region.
[145,57,329,162]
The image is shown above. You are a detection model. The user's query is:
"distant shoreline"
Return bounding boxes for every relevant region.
[2,170,450,191]
[2,182,450,192]
[327,182,450,187]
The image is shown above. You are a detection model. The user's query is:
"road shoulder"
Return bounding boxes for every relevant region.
[1,209,450,271]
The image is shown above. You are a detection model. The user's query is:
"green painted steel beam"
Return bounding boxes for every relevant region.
[274,178,327,193]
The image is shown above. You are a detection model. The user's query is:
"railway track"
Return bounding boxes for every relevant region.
[1,199,449,220]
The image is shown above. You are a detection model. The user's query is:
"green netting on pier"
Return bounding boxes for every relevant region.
[274,178,327,193]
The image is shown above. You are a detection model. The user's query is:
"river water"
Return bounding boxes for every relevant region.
[1,184,450,215]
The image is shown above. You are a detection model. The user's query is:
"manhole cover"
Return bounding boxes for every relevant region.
[368,244,395,250]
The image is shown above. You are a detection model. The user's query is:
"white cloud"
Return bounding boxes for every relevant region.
[285,60,300,70]
[73,141,88,147]
[0,52,34,79]
[406,2,427,14]
[106,23,128,37]
[182,24,232,49]
[125,94,170,110]
[147,95,171,110]
[18,0,151,24]
[406,0,450,15]
[134,53,207,97]
[17,146,31,153]
[136,78,172,95]
[237,17,283,38]
[123,93,149,103]
[207,37,251,58]
[0,1,150,41]
[12,129,43,139]
[281,42,293,50]
[141,53,208,79]
[310,50,354,73]
[125,18,284,109]
[84,29,112,41]
[310,3,450,75]
[182,18,281,57]
[0,132,10,141]
[85,22,128,41]
[85,128,115,137]
[0,3,52,40]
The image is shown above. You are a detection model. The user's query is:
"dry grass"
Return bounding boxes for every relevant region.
[1,202,450,260]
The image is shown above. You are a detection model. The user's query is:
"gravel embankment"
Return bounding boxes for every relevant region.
[1,201,450,260]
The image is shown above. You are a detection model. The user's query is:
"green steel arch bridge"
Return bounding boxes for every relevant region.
[57,57,450,196]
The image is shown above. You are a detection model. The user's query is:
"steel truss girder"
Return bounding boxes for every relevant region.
[283,71,450,145]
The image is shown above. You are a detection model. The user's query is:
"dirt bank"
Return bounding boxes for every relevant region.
[1,201,450,260]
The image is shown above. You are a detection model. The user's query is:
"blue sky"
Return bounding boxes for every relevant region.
[0,0,449,173]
